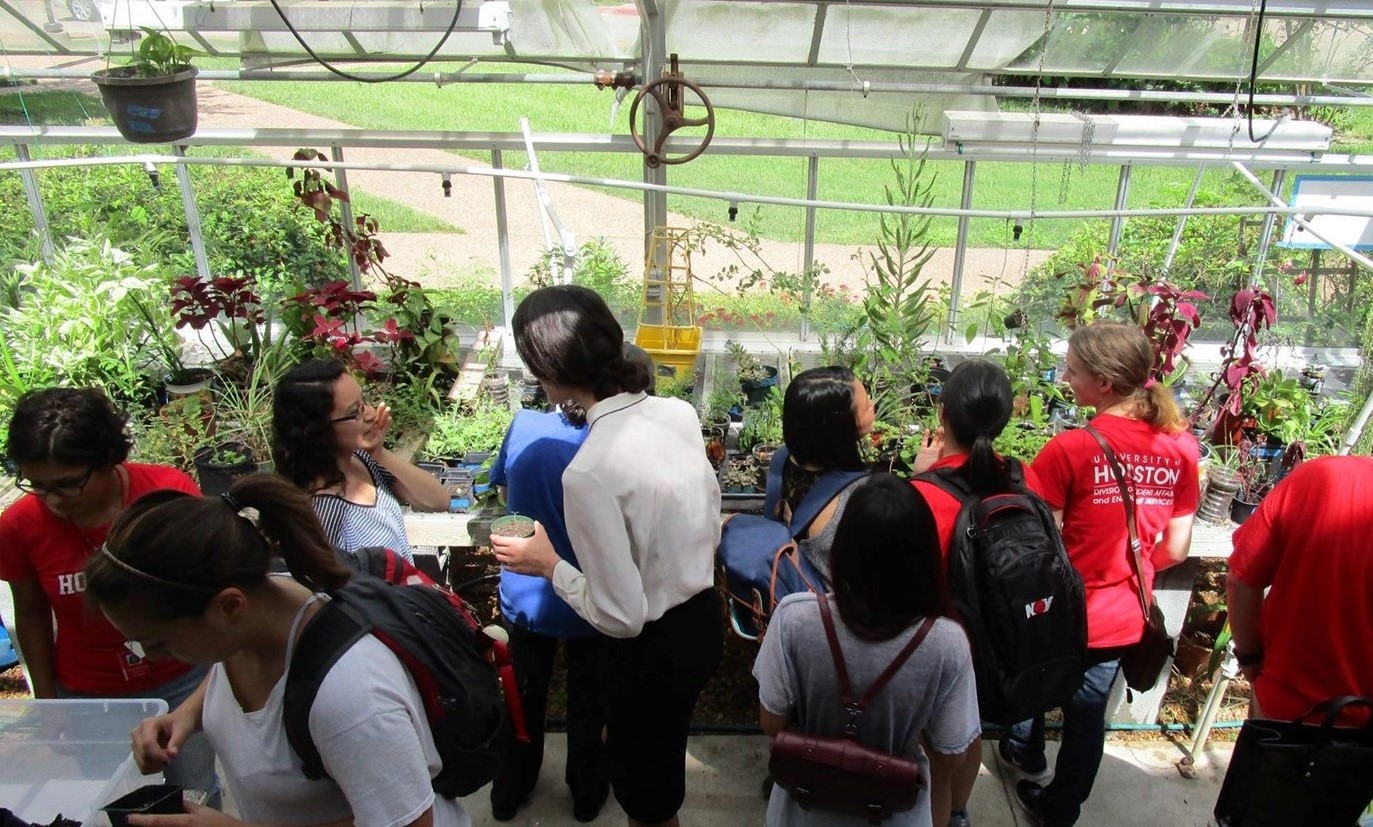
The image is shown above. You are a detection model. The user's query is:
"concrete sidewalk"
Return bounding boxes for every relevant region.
[457,733,1234,826]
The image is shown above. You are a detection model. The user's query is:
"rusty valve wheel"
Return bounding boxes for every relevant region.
[629,72,716,168]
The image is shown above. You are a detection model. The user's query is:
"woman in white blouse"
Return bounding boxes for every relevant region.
[491,285,723,827]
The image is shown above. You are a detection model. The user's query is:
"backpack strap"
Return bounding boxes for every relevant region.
[915,457,1027,504]
[762,446,789,520]
[283,598,372,782]
[788,470,867,539]
[1083,424,1152,620]
[816,595,937,738]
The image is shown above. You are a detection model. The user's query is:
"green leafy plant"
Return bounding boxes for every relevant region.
[1243,369,1313,445]
[725,339,771,384]
[124,28,196,77]
[422,399,515,462]
[720,456,762,491]
[738,386,784,452]
[655,372,694,402]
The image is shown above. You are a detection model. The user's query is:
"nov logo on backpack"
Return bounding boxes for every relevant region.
[917,460,1086,726]
[283,547,527,799]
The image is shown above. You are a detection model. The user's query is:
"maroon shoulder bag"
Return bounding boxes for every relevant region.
[768,595,934,823]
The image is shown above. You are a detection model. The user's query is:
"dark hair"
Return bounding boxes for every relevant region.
[782,366,864,471]
[5,387,132,469]
[512,286,651,402]
[272,359,347,491]
[86,474,352,621]
[941,359,1015,495]
[829,474,948,641]
[623,342,656,397]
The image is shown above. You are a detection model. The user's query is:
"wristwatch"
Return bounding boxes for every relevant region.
[1235,648,1265,668]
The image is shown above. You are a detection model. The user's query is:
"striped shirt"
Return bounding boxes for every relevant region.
[312,451,413,560]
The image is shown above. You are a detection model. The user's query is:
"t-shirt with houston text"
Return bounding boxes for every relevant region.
[0,463,200,694]
[1031,416,1198,649]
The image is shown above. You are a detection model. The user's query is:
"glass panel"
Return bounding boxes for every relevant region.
[1113,15,1234,78]
[1262,19,1373,83]
[664,0,816,63]
[964,9,1052,71]
[1005,12,1139,75]
[815,5,984,68]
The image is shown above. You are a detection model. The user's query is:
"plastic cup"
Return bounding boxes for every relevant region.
[490,514,536,539]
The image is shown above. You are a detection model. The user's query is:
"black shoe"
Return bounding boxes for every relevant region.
[490,787,532,822]
[997,737,1053,783]
[1014,780,1047,826]
[572,784,609,823]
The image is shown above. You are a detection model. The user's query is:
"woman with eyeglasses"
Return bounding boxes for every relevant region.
[0,386,220,804]
[272,359,448,559]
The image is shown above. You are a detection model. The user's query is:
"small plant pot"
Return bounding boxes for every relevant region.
[441,468,474,513]
[103,784,184,827]
[1173,636,1212,680]
[490,514,536,539]
[751,443,779,469]
[461,451,492,471]
[740,365,779,407]
[1230,493,1262,525]
[164,368,213,397]
[416,460,445,480]
[193,442,257,497]
[92,66,199,144]
[482,370,510,403]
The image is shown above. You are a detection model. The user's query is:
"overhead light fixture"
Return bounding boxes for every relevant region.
[189,0,512,42]
[940,111,1332,164]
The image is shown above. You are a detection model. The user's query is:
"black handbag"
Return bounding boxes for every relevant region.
[1084,424,1174,692]
[1214,696,1373,826]
[768,596,933,823]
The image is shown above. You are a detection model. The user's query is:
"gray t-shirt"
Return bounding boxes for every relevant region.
[795,477,865,585]
[754,593,980,827]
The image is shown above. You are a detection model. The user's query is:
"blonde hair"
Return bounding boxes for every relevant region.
[1069,321,1187,434]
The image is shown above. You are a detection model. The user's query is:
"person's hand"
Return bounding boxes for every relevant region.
[490,521,559,579]
[360,403,393,455]
[912,426,945,475]
[127,800,242,827]
[131,713,195,776]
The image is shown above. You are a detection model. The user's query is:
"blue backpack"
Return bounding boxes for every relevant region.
[718,447,866,640]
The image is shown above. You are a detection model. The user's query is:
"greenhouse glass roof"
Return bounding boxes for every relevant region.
[3,0,1373,131]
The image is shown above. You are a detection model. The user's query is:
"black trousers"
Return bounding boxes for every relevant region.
[490,624,609,810]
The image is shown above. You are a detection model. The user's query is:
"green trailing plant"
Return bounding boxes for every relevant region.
[422,399,515,462]
[720,456,762,491]
[122,28,196,77]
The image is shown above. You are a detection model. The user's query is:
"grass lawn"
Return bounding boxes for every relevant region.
[0,87,456,234]
[213,63,1373,249]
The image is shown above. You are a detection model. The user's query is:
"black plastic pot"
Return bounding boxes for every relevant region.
[92,66,198,143]
[740,366,779,407]
[103,784,184,827]
[1230,493,1262,525]
[193,442,258,497]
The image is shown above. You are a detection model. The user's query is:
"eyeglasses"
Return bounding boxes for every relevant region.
[329,395,377,424]
[14,465,96,496]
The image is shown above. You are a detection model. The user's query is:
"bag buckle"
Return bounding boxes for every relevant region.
[843,702,862,737]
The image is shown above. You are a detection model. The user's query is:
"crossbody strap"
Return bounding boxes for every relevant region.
[1084,424,1152,620]
[816,595,938,737]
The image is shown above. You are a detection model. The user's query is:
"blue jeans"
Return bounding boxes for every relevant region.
[1006,651,1123,826]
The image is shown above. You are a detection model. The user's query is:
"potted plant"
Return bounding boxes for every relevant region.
[738,386,783,457]
[726,339,778,407]
[1230,438,1271,525]
[130,294,211,397]
[1196,444,1242,525]
[193,441,257,497]
[720,456,762,494]
[490,514,536,539]
[91,28,198,144]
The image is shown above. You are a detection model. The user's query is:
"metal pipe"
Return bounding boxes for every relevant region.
[9,152,1373,224]
[519,118,577,286]
[13,144,54,262]
[1162,165,1207,277]
[4,65,1373,108]
[171,146,211,280]
[1188,641,1241,765]
[492,149,514,333]
[948,160,976,344]
[1252,169,1288,287]
[1108,165,1132,258]
[801,155,819,342]
[330,145,364,290]
[1339,390,1373,455]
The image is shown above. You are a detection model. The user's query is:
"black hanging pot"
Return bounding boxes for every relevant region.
[193,441,257,497]
[92,66,198,143]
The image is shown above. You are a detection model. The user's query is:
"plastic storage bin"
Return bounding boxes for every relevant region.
[0,698,168,827]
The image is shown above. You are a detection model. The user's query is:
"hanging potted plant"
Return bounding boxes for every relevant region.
[92,28,198,144]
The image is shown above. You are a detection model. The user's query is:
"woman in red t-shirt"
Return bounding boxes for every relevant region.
[910,359,1044,827]
[0,387,219,803]
[1002,322,1197,826]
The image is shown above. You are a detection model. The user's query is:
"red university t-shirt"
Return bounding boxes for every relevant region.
[912,453,1047,558]
[1031,415,1199,649]
[0,463,200,695]
[1230,456,1373,724]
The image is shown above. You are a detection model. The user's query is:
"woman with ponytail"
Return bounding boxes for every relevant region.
[490,285,722,827]
[87,474,470,826]
[910,359,1047,827]
[1002,321,1197,826]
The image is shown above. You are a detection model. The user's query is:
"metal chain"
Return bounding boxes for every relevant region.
[1023,0,1056,277]
[1059,110,1095,204]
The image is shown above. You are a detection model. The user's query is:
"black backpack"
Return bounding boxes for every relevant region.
[283,548,521,799]
[916,460,1087,726]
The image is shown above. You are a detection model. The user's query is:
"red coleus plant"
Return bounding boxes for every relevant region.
[1132,280,1208,381]
[169,275,266,362]
[1192,285,1277,431]
[288,148,390,277]
[286,280,413,377]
